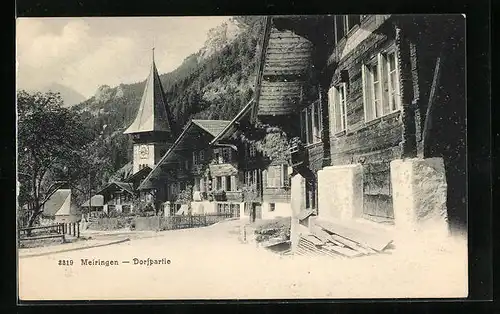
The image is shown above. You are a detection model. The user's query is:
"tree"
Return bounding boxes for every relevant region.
[17,90,93,228]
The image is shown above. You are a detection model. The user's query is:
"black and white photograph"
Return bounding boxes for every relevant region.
[16,14,468,300]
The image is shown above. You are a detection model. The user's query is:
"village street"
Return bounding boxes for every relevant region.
[19,220,468,300]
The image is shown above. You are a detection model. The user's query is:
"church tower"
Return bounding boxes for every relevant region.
[124,49,176,174]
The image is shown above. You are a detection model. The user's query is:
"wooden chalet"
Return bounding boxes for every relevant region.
[215,15,465,248]
[81,165,152,216]
[138,119,248,216]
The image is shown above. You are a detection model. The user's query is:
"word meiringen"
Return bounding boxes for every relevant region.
[80,259,119,266]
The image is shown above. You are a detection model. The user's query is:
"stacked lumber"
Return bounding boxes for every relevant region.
[295,219,393,258]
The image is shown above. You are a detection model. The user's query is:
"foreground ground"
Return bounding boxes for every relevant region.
[18,219,468,300]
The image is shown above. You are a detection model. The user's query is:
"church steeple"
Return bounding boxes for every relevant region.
[124,48,176,175]
[124,49,175,135]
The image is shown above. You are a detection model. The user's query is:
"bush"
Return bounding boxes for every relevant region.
[254,217,291,242]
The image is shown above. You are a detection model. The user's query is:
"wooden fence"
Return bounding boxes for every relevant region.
[19,222,81,244]
[134,212,237,231]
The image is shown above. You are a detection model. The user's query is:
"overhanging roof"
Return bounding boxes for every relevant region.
[125,165,152,183]
[209,98,255,145]
[139,119,230,190]
[96,181,135,196]
[192,120,231,137]
[81,195,104,207]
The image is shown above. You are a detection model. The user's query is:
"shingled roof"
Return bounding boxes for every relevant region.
[139,119,231,190]
[192,120,231,137]
[124,51,175,135]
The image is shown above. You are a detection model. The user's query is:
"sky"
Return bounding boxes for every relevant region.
[16,17,232,98]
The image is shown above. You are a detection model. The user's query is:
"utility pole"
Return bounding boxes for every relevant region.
[88,171,91,220]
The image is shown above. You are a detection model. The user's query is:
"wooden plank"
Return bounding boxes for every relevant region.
[323,244,365,258]
[329,234,376,254]
[304,234,323,246]
[309,226,331,244]
[266,53,313,60]
[315,218,393,252]
[20,234,64,241]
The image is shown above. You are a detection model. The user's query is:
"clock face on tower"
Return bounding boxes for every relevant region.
[139,145,149,159]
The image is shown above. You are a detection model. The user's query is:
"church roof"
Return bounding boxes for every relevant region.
[124,51,175,135]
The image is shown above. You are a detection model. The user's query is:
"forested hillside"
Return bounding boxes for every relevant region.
[71,16,265,201]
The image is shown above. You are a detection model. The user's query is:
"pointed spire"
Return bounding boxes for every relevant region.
[123,48,175,135]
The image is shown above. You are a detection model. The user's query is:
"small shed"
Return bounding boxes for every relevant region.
[42,189,82,223]
[81,195,104,208]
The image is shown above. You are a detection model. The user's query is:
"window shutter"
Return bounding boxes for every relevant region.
[281,164,289,187]
[328,87,336,136]
[231,176,236,191]
[379,53,390,115]
[342,83,348,130]
[263,169,268,187]
[362,65,373,121]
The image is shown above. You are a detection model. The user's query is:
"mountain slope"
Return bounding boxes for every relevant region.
[43,82,86,107]
[71,16,265,195]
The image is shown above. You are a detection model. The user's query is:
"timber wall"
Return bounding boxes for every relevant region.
[328,16,403,220]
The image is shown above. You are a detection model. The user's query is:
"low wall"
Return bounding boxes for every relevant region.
[261,202,291,220]
[134,216,160,231]
[86,217,133,230]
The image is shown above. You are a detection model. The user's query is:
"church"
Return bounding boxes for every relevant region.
[81,50,178,216]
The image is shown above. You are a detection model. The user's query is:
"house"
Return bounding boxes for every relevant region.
[41,189,82,224]
[139,119,244,216]
[81,166,152,216]
[257,15,465,247]
[210,16,322,222]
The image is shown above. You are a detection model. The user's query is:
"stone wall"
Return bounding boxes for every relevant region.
[317,164,363,221]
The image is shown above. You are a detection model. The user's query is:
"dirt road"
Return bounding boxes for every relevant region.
[18,220,468,300]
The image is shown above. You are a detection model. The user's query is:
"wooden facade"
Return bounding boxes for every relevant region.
[256,15,465,228]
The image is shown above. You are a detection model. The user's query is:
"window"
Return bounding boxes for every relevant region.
[193,150,205,166]
[269,203,275,212]
[347,15,360,30]
[184,159,190,170]
[362,51,401,121]
[244,169,257,186]
[199,178,205,192]
[216,176,222,190]
[222,148,232,163]
[334,15,361,43]
[225,175,232,191]
[266,165,289,188]
[328,83,347,134]
[214,149,221,163]
[386,52,401,111]
[300,101,322,145]
[248,144,257,157]
[194,178,200,192]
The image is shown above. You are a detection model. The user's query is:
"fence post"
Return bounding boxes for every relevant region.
[77,222,80,238]
[73,223,76,236]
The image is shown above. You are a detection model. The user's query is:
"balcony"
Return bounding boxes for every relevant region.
[225,191,243,202]
[289,137,307,168]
